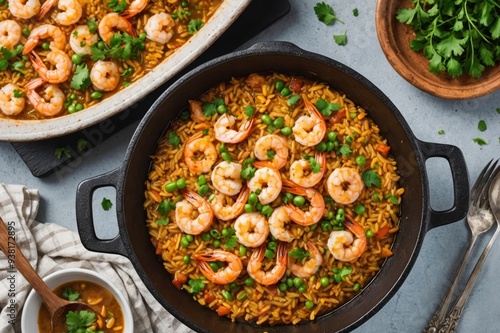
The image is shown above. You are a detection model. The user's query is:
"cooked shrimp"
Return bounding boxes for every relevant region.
[292,100,326,147]
[0,20,22,49]
[23,24,66,54]
[98,13,136,44]
[28,50,72,84]
[8,0,40,19]
[121,0,148,19]
[214,113,254,143]
[38,0,82,25]
[25,78,64,117]
[327,215,367,262]
[289,151,326,188]
[144,12,174,44]
[211,161,243,196]
[326,167,365,205]
[174,189,214,235]
[234,212,269,248]
[210,186,250,221]
[188,100,205,123]
[247,167,282,205]
[90,60,120,91]
[193,249,243,284]
[288,241,323,278]
[183,131,217,174]
[253,134,289,170]
[69,25,98,55]
[245,73,266,90]
[247,242,288,286]
[0,84,25,116]
[268,206,295,242]
[282,180,325,226]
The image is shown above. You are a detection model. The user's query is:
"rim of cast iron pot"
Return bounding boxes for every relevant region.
[118,41,428,333]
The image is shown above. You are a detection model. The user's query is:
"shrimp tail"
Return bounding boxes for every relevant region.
[27,51,46,79]
[276,241,288,265]
[183,189,203,208]
[37,0,56,20]
[282,179,306,196]
[25,77,46,90]
[344,214,364,236]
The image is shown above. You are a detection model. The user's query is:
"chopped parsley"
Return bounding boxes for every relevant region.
[289,248,310,260]
[477,120,487,132]
[157,199,176,215]
[314,2,344,25]
[334,31,348,46]
[188,19,203,35]
[91,32,146,62]
[339,144,352,157]
[188,278,206,294]
[201,102,217,117]
[87,18,98,34]
[308,156,321,173]
[244,105,255,117]
[225,235,238,250]
[438,129,445,135]
[266,149,276,160]
[353,8,359,17]
[361,170,382,188]
[13,89,24,98]
[473,138,487,146]
[77,138,89,152]
[332,266,352,283]
[101,197,113,211]
[156,217,170,226]
[107,0,127,13]
[315,98,340,116]
[55,147,72,159]
[496,108,500,114]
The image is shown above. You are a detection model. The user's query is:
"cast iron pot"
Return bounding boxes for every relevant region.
[76,42,469,333]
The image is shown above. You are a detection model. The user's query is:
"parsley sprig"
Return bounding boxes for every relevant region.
[91,33,146,62]
[397,0,500,78]
[314,2,344,25]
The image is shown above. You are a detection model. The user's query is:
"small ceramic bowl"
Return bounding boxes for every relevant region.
[375,0,500,99]
[21,268,133,333]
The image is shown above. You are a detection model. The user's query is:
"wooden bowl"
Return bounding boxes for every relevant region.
[375,0,500,99]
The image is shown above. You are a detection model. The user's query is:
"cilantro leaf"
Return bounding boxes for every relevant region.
[361,170,382,188]
[314,2,344,25]
[77,138,88,152]
[315,98,340,116]
[334,31,348,46]
[244,105,255,117]
[289,248,310,260]
[55,147,72,159]
[225,236,238,250]
[66,310,96,331]
[308,157,321,173]
[202,102,217,117]
[188,278,206,294]
[473,138,487,146]
[107,0,127,13]
[101,197,113,211]
[156,217,169,226]
[157,199,175,215]
[70,63,91,91]
[353,8,359,17]
[339,144,352,157]
[188,19,203,35]
[87,18,98,34]
[266,149,276,160]
[62,288,80,301]
[167,131,181,147]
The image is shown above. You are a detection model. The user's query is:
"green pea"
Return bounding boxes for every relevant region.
[198,184,209,196]
[261,114,272,125]
[229,282,238,291]
[293,196,306,207]
[197,175,207,185]
[354,204,365,215]
[283,192,294,204]
[326,141,335,152]
[286,277,294,287]
[278,283,288,292]
[139,32,147,40]
[221,152,232,162]
[186,234,194,242]
[280,126,292,136]
[245,277,254,286]
[353,283,360,291]
[280,87,291,96]
[267,241,277,250]
[217,104,227,114]
[355,155,367,166]
[275,79,285,91]
[42,41,50,50]
[15,44,24,54]
[248,192,258,205]
[298,285,307,293]
[91,91,103,99]
[201,232,211,241]
[256,202,263,211]
[305,301,315,309]
[264,249,274,259]
[70,93,77,100]
[73,103,83,112]
[372,192,381,202]
[68,104,76,113]
[261,205,273,217]
[183,255,190,264]
[293,277,303,288]
[71,54,82,64]
[165,182,177,193]
[320,277,330,287]
[181,0,188,7]
[315,142,326,152]
[321,220,332,232]
[209,262,219,271]
[345,136,353,144]
[327,132,337,142]
[22,28,30,36]
[221,228,229,237]
[350,112,358,120]
[244,204,254,213]
[98,41,106,50]
[174,178,186,190]
[273,118,284,129]
[213,239,221,248]
[239,245,247,256]
[337,208,345,215]
[327,211,334,220]
[180,236,189,248]
[366,229,374,238]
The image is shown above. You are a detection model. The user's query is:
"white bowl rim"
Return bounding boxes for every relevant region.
[0,0,251,142]
[21,268,134,333]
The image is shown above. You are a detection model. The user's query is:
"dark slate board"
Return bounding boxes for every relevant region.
[12,0,291,177]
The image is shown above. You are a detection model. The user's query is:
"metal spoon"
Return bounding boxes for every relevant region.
[440,166,500,332]
[0,217,100,333]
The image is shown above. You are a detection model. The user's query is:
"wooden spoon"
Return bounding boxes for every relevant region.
[0,217,100,332]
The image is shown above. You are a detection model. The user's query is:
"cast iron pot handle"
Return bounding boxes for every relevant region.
[75,168,128,257]
[417,139,469,230]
